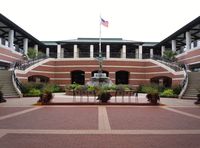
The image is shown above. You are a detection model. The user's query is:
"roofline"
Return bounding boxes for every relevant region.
[155,16,200,48]
[0,13,45,47]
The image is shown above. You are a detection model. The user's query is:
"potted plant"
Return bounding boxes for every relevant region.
[0,90,6,103]
[143,85,160,105]
[97,87,112,103]
[37,89,53,104]
[194,94,200,104]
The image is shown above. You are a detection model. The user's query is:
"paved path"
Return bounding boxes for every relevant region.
[0,94,199,148]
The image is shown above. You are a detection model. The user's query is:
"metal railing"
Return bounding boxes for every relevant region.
[11,65,23,97]
[151,54,183,71]
[69,90,140,103]
[178,64,189,99]
[15,55,48,70]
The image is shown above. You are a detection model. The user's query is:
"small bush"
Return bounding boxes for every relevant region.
[172,85,182,95]
[160,89,176,97]
[27,88,41,97]
[44,84,61,93]
[141,85,159,94]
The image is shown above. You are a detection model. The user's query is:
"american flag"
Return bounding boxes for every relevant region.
[101,18,109,27]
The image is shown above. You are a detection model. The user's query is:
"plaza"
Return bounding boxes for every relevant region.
[0,93,200,148]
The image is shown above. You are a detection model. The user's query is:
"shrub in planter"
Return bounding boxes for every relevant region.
[144,86,160,105]
[194,94,200,105]
[97,91,112,103]
[37,90,53,104]
[146,93,160,105]
[0,91,6,103]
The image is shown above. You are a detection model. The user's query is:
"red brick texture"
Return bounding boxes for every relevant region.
[16,59,184,86]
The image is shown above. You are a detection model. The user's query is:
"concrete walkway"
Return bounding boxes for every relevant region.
[0,93,199,148]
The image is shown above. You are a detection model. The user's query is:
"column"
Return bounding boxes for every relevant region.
[0,38,2,45]
[186,31,191,50]
[57,44,61,58]
[150,48,154,58]
[8,30,14,49]
[121,45,126,59]
[106,45,110,59]
[90,45,94,58]
[74,44,78,58]
[46,47,50,57]
[23,38,28,55]
[61,48,64,58]
[34,44,38,56]
[139,45,143,59]
[161,45,165,57]
[135,48,139,59]
[171,40,176,52]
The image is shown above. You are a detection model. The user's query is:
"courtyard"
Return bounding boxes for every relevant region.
[0,93,199,148]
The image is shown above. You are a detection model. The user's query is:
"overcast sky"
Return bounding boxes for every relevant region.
[0,0,200,42]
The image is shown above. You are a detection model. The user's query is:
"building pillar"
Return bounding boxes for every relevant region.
[57,44,61,58]
[74,44,78,58]
[0,38,2,45]
[139,45,143,59]
[61,48,64,58]
[34,44,38,56]
[171,40,176,52]
[106,45,110,59]
[90,45,94,58]
[150,48,154,58]
[121,45,126,59]
[161,46,165,57]
[23,38,28,55]
[186,31,191,50]
[8,30,14,49]
[135,48,139,59]
[46,47,50,57]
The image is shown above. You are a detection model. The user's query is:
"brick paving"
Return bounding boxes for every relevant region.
[0,107,98,129]
[107,107,200,130]
[0,134,200,148]
[171,107,200,116]
[0,107,31,117]
[0,94,199,148]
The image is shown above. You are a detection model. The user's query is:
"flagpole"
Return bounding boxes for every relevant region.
[99,15,102,73]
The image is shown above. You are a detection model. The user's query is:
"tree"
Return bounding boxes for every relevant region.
[27,48,36,59]
[163,50,177,61]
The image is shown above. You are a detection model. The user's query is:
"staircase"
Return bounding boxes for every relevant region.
[182,72,200,99]
[0,70,19,98]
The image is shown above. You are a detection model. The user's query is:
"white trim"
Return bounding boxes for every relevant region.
[50,78,70,80]
[41,64,160,69]
[149,59,184,75]
[17,77,27,79]
[0,59,12,64]
[130,79,149,81]
[172,78,184,80]
[178,54,200,62]
[0,52,21,60]
[0,44,23,56]
[176,47,200,58]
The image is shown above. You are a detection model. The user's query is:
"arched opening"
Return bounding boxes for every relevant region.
[28,75,49,83]
[91,70,109,77]
[115,71,129,84]
[150,76,172,87]
[71,70,85,85]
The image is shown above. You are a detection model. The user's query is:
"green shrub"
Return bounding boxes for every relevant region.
[172,85,182,95]
[27,89,41,96]
[160,89,176,97]
[21,82,45,94]
[140,85,159,94]
[44,84,61,93]
[87,85,96,92]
